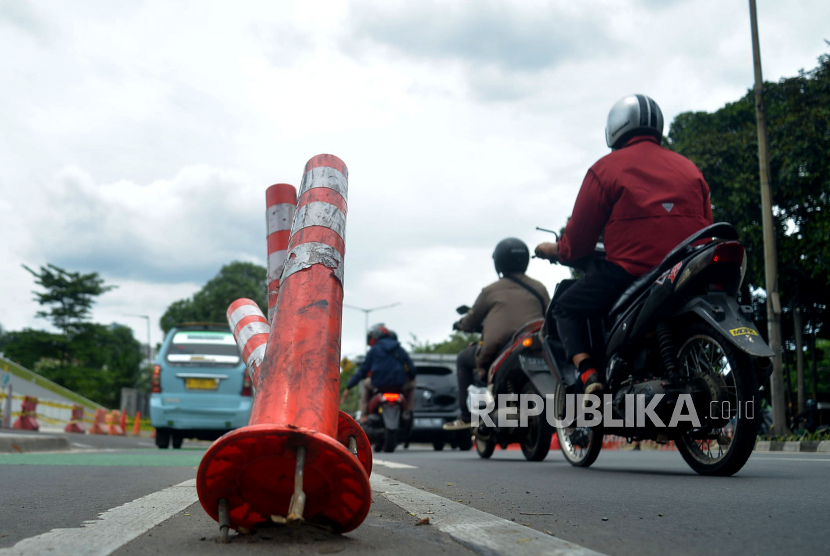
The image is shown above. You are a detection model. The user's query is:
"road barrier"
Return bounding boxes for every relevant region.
[1,390,96,431]
[107,410,125,436]
[89,408,109,435]
[265,183,297,325]
[198,154,372,538]
[13,395,39,431]
[64,404,86,433]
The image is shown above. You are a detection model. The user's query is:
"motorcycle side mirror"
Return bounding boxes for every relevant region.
[456,305,471,315]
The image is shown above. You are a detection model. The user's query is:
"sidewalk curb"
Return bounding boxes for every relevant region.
[0,432,71,453]
[754,440,829,453]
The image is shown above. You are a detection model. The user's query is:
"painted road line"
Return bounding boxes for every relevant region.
[373,459,418,469]
[0,449,204,466]
[0,479,197,556]
[372,473,607,556]
[752,457,830,462]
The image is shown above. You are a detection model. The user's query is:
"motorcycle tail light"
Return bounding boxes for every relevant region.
[382,393,401,403]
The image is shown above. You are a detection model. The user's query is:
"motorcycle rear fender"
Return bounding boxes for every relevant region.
[520,352,560,397]
[674,293,774,358]
[381,403,401,431]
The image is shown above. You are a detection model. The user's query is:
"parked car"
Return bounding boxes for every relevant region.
[353,352,472,451]
[149,323,252,449]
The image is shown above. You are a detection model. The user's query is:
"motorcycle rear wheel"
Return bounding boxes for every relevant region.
[674,322,759,476]
[554,382,603,467]
[382,429,398,453]
[520,381,553,461]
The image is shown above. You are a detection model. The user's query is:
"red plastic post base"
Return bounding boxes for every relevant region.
[197,424,371,533]
[337,411,373,476]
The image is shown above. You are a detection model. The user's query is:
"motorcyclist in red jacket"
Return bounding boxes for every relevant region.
[535,94,713,397]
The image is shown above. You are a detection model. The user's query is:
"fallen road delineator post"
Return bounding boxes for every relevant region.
[197,154,372,539]
[265,183,297,325]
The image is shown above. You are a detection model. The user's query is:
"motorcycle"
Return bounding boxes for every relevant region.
[540,222,774,476]
[362,388,411,453]
[455,307,558,462]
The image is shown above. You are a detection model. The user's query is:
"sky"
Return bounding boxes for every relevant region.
[1,0,828,359]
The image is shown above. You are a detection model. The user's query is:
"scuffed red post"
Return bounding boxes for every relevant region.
[265,184,297,325]
[197,155,372,535]
[13,395,39,431]
[227,298,270,384]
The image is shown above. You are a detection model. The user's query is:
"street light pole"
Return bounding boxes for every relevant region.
[749,0,786,435]
[343,302,402,353]
[124,314,152,367]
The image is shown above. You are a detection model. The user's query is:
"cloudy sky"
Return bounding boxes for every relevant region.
[1,0,828,358]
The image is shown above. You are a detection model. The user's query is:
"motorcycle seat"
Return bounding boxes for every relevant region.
[608,222,738,318]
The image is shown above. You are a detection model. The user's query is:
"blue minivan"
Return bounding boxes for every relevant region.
[149,324,252,449]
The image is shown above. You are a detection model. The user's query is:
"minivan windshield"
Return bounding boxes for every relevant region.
[165,330,241,365]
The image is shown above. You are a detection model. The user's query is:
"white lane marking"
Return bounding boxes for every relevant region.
[373,459,418,469]
[0,479,197,556]
[752,457,830,462]
[372,473,607,556]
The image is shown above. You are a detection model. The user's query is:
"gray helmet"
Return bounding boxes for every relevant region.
[605,94,664,149]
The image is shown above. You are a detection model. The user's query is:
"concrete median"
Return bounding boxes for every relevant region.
[0,432,71,453]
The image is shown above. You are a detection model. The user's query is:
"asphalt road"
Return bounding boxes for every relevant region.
[374,447,830,556]
[1,434,828,556]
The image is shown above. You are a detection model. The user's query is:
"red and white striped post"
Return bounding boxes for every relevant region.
[265,184,297,325]
[227,298,269,384]
[197,155,372,538]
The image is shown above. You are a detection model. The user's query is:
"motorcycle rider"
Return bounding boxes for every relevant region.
[535,94,713,398]
[342,323,417,423]
[444,238,550,431]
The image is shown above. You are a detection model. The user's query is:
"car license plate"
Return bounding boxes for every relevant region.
[185,378,218,390]
[414,418,445,429]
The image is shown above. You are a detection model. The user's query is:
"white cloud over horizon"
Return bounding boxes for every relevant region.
[1,0,828,358]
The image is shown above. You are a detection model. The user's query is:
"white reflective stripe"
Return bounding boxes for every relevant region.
[267,249,288,283]
[237,321,270,350]
[246,343,267,370]
[299,166,348,201]
[267,203,295,235]
[228,303,265,330]
[291,202,346,240]
[281,242,344,284]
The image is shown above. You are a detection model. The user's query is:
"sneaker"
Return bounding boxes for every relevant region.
[443,419,472,431]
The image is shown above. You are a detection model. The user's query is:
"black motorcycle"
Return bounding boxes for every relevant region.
[541,223,774,476]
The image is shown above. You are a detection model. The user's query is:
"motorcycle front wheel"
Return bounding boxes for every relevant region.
[674,322,759,476]
[475,435,495,458]
[554,382,603,467]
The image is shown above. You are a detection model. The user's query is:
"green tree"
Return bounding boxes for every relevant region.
[409,331,480,354]
[667,53,830,342]
[23,264,116,336]
[160,262,267,333]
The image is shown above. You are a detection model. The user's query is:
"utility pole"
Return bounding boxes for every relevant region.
[343,302,401,354]
[749,0,786,435]
[794,306,805,414]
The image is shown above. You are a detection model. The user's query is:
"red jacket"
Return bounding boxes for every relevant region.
[558,136,713,276]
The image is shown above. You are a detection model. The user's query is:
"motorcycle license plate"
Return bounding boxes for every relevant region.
[414,418,445,429]
[185,378,218,390]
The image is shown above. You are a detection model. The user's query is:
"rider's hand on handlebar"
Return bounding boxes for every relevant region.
[534,242,559,263]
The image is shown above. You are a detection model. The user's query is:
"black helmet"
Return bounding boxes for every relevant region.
[605,94,664,149]
[493,238,529,275]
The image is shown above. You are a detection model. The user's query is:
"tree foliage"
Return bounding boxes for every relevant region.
[22,264,116,336]
[0,266,142,407]
[160,262,267,333]
[408,331,480,354]
[667,53,830,341]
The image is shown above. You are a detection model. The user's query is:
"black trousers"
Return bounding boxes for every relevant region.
[552,259,637,363]
[456,344,479,421]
